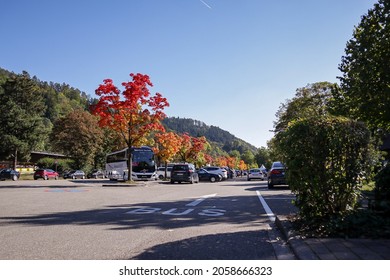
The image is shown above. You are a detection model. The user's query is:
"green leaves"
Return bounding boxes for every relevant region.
[277,116,371,222]
[338,0,390,131]
[50,110,104,169]
[0,72,49,163]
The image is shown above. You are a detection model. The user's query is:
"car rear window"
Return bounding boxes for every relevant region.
[172,165,188,171]
[273,162,285,168]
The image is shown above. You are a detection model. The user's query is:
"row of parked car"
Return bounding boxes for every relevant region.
[165,161,288,188]
[157,164,235,184]
[32,169,85,180]
[2,162,287,188]
[246,161,287,189]
[33,169,107,180]
[168,164,223,184]
[0,168,107,181]
[158,165,236,181]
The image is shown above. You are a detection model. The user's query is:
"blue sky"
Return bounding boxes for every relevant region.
[0,0,377,148]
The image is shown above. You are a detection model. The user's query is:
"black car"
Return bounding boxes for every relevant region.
[197,168,222,182]
[267,161,287,189]
[63,170,86,179]
[170,163,199,184]
[0,168,20,181]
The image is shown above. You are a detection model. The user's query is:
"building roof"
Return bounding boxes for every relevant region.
[30,151,69,162]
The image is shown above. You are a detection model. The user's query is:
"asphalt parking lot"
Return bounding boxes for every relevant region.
[0,178,295,260]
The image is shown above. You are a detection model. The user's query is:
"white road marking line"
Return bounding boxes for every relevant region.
[256,190,276,222]
[263,197,294,200]
[185,193,217,206]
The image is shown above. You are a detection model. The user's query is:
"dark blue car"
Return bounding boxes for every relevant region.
[0,168,20,181]
[197,168,222,183]
[267,162,287,189]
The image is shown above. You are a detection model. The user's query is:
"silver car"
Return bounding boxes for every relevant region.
[247,168,266,181]
[202,166,228,180]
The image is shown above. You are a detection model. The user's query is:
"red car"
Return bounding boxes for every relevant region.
[33,169,59,180]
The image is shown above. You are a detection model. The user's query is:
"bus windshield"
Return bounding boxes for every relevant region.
[132,149,155,172]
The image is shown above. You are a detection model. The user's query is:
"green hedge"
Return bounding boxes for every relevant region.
[276,116,371,223]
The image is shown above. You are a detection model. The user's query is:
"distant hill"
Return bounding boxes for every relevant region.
[162,117,257,155]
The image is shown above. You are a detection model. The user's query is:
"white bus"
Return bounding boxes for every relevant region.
[105,146,157,181]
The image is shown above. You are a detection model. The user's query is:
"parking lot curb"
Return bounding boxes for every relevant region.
[275,215,319,260]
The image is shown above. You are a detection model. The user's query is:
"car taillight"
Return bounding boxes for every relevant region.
[271,169,281,175]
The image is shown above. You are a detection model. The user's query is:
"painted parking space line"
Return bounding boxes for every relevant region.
[256,190,276,222]
[263,197,294,200]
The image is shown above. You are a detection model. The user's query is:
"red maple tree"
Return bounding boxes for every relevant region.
[91,73,169,181]
[177,133,208,166]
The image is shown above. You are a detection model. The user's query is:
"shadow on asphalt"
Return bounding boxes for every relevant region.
[132,230,276,260]
[0,193,273,230]
[0,179,110,188]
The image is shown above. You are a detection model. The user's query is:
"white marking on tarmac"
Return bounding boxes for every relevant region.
[256,190,276,222]
[185,193,217,206]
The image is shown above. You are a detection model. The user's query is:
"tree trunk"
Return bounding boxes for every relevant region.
[13,149,18,170]
[127,144,133,182]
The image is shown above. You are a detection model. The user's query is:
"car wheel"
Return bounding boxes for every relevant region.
[210,176,216,183]
[12,174,18,181]
[268,179,274,189]
[170,180,175,184]
[158,175,164,180]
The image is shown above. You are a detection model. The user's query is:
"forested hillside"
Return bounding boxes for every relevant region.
[0,67,92,124]
[162,117,257,154]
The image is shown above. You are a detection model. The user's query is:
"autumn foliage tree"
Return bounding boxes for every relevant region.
[91,73,169,181]
[176,133,208,167]
[154,132,181,178]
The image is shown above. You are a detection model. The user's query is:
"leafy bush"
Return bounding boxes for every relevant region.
[276,116,371,225]
[292,209,390,238]
[36,157,73,174]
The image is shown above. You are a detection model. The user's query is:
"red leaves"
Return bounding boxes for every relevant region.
[91,72,169,147]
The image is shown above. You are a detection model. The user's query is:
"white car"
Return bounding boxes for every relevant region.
[156,166,172,179]
[247,168,266,181]
[202,166,228,180]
